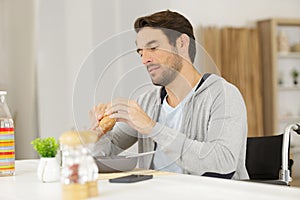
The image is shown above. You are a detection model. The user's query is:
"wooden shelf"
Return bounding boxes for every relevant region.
[258,18,300,135]
[278,116,300,122]
[278,86,300,90]
[278,52,300,58]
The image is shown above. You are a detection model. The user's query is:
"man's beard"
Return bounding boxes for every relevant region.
[151,53,183,87]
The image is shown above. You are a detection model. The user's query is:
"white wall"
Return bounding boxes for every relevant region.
[110,0,300,36]
[2,0,300,158]
[37,0,93,139]
[170,0,300,27]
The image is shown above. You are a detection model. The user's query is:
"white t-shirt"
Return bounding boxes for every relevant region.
[153,84,198,173]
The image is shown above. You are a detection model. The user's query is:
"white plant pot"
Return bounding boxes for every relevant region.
[37,157,60,182]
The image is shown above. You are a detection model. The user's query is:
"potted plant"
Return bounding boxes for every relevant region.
[291,69,299,85]
[31,137,60,182]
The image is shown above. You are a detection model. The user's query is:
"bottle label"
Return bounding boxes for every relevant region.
[0,127,15,173]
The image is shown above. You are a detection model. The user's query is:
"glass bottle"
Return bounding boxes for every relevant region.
[59,131,99,200]
[0,91,15,176]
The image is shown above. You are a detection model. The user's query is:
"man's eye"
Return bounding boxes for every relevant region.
[137,50,143,57]
[150,47,157,50]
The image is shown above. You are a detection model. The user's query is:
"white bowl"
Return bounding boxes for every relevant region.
[94,156,138,173]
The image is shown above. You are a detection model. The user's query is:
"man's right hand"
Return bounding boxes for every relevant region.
[89,103,108,139]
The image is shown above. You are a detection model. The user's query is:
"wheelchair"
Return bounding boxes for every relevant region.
[246,123,300,185]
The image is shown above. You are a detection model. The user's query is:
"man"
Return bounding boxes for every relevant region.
[90,10,249,180]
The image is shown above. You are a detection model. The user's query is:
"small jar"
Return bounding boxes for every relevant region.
[59,131,99,200]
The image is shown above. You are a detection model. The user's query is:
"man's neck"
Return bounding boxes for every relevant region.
[165,65,201,108]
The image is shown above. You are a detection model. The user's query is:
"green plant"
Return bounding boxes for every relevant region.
[291,69,299,85]
[31,137,59,157]
[292,69,299,78]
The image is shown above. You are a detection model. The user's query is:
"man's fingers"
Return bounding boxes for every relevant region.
[110,112,130,121]
[94,103,107,120]
[105,103,129,115]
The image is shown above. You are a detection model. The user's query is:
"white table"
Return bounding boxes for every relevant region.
[0,160,300,200]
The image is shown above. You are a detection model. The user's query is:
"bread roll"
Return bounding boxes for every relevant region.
[98,115,116,133]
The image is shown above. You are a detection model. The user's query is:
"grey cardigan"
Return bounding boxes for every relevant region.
[93,74,249,180]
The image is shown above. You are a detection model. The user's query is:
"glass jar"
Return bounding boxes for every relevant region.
[0,91,15,176]
[81,147,99,197]
[60,131,99,200]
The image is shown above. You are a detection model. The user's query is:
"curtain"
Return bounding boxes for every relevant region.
[0,0,39,158]
[200,27,222,73]
[200,27,264,137]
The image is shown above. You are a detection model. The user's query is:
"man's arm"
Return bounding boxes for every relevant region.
[92,122,138,157]
[89,102,138,157]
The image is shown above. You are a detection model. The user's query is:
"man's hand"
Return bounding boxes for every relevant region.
[105,98,156,134]
[89,103,107,139]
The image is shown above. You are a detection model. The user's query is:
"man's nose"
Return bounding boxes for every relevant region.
[142,50,152,65]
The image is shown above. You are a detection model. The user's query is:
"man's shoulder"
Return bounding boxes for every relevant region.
[196,74,225,92]
[197,74,243,99]
[204,74,240,91]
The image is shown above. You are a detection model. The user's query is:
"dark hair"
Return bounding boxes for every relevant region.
[134,10,196,63]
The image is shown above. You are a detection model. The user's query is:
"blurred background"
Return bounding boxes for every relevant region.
[1,0,300,185]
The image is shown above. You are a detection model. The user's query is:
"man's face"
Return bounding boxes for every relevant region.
[136,27,183,86]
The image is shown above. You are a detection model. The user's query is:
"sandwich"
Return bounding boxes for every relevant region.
[98,115,116,133]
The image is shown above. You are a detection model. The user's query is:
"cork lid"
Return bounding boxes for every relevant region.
[59,130,98,146]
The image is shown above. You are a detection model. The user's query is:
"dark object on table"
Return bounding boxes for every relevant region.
[109,174,153,183]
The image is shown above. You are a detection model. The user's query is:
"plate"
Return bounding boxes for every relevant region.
[94,155,138,173]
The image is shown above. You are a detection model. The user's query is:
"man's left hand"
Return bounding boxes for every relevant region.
[105,98,156,134]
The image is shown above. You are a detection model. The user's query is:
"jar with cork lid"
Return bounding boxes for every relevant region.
[59,131,99,200]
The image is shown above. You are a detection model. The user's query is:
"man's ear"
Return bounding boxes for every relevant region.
[176,34,190,50]
[175,34,190,61]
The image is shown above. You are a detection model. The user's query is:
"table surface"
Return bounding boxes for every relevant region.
[1,160,300,200]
